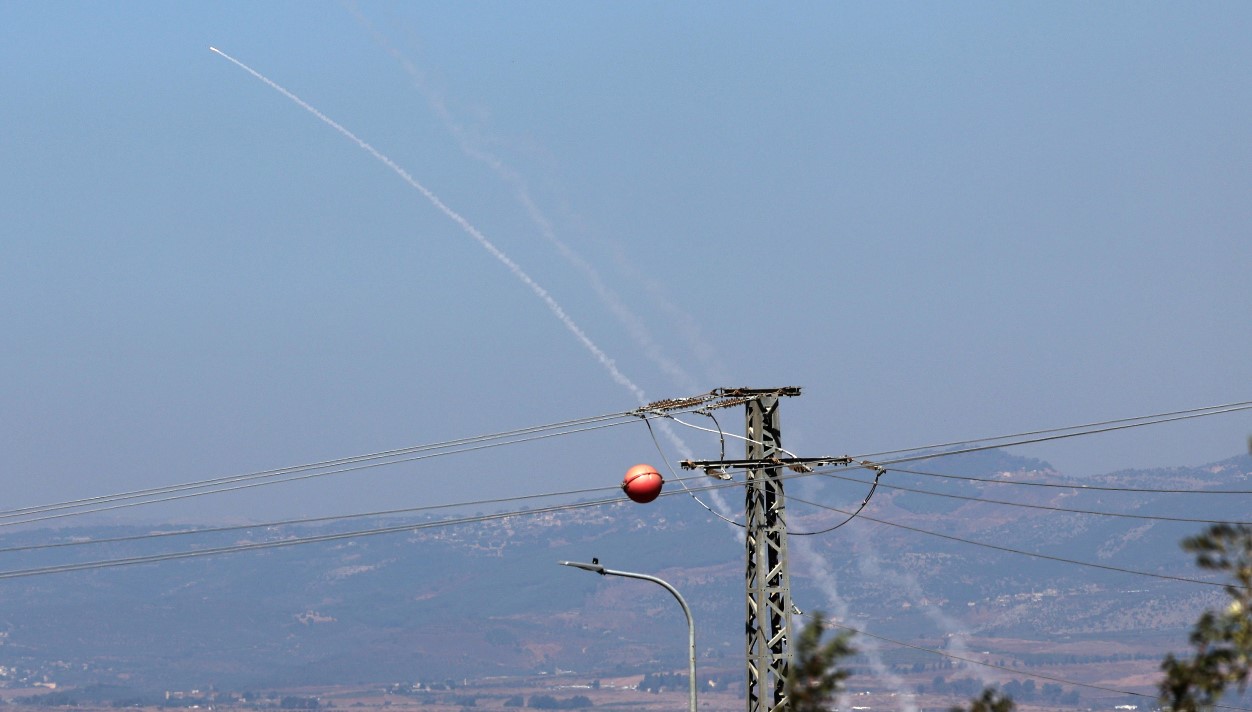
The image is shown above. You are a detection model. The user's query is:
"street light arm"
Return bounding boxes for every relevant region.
[598,568,695,633]
[558,560,697,712]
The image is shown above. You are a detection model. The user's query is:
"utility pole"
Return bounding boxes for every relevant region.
[671,387,845,712]
[743,391,794,712]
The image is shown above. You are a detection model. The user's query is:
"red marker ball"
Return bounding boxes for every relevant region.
[622,464,664,503]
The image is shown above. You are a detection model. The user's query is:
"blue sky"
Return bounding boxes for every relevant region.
[2,2,1250,522]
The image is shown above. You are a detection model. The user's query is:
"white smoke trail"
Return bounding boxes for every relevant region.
[208,46,647,406]
[607,244,733,387]
[321,20,740,520]
[792,536,918,712]
[210,45,739,521]
[848,523,1000,690]
[340,11,704,396]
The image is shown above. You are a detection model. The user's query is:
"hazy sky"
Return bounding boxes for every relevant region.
[2,2,1250,523]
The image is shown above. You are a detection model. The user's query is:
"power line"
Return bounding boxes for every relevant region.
[787,494,1227,588]
[0,409,699,529]
[669,401,1251,480]
[818,471,1252,526]
[1,419,636,529]
[891,466,1252,494]
[870,403,1252,467]
[660,398,1250,535]
[0,463,900,563]
[3,387,776,528]
[790,463,886,536]
[0,466,890,560]
[0,475,755,579]
[0,463,936,579]
[8,441,1239,581]
[662,398,1252,537]
[0,477,665,555]
[852,399,1252,461]
[6,397,1248,577]
[13,397,1249,530]
[0,496,613,580]
[0,409,637,519]
[643,415,743,527]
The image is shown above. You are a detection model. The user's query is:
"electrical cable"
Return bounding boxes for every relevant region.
[0,497,619,580]
[698,410,727,460]
[642,416,744,527]
[0,463,866,559]
[651,401,862,528]
[786,495,1229,588]
[0,417,645,529]
[890,466,1252,494]
[0,473,723,555]
[790,464,886,536]
[869,403,1252,467]
[4,386,779,527]
[0,463,905,562]
[665,400,1251,479]
[0,409,646,522]
[7,400,1241,578]
[852,399,1252,462]
[10,394,1249,706]
[662,413,893,535]
[662,401,1252,534]
[0,463,1237,588]
[2,401,740,529]
[12,397,1247,530]
[665,414,801,460]
[820,470,1252,525]
[0,474,759,580]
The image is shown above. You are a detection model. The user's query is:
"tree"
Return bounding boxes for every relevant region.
[1160,523,1252,711]
[949,688,1015,712]
[785,612,856,712]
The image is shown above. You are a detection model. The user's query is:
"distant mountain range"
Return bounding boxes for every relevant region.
[1,450,1248,694]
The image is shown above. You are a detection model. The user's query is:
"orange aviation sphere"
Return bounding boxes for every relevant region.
[621,464,664,503]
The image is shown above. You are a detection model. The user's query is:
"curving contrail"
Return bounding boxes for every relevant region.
[208,46,647,405]
[210,45,740,522]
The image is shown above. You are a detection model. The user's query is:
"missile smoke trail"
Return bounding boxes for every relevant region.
[333,21,737,520]
[342,10,703,395]
[849,525,998,691]
[793,536,917,712]
[208,46,646,405]
[211,45,739,522]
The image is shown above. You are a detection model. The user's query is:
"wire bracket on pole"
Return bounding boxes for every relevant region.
[680,456,852,474]
[632,387,802,418]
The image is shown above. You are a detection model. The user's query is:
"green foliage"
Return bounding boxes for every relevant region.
[1160,523,1252,711]
[948,687,1015,712]
[638,672,686,693]
[526,695,591,709]
[15,691,78,707]
[785,612,856,712]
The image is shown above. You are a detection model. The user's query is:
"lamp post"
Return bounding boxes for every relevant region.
[559,560,697,712]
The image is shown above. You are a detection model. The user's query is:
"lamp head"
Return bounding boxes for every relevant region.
[559,560,606,575]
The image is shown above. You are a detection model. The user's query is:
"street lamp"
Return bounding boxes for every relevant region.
[558,560,697,712]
